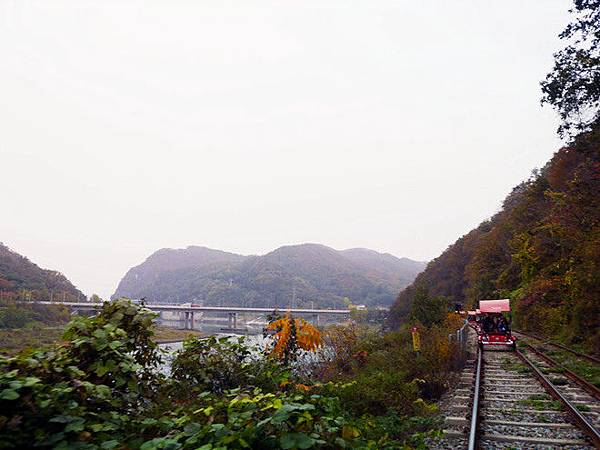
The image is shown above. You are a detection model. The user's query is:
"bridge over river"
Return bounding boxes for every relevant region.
[34,301,352,333]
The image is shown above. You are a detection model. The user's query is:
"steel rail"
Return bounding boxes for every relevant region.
[522,343,600,402]
[514,330,600,365]
[467,347,482,450]
[515,349,600,448]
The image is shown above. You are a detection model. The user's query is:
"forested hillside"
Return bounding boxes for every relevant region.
[393,1,600,354]
[113,244,425,308]
[0,243,83,301]
[391,127,600,352]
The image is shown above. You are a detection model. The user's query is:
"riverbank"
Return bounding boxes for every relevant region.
[0,325,204,355]
[153,327,203,343]
[0,326,64,355]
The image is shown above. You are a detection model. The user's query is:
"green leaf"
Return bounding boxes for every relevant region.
[140,438,182,450]
[141,418,158,426]
[8,380,23,389]
[93,329,107,339]
[334,437,347,448]
[95,364,109,377]
[101,441,120,449]
[109,341,123,350]
[280,432,315,449]
[95,384,111,398]
[0,389,19,400]
[256,417,271,428]
[65,419,85,432]
[183,422,201,434]
[23,376,40,387]
[50,415,75,424]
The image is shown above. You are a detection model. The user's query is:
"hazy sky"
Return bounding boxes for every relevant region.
[1,1,570,299]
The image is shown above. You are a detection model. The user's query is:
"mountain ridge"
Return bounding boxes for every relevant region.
[0,242,83,301]
[113,243,426,308]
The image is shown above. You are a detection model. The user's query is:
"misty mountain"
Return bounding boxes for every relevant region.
[113,244,425,308]
[0,242,83,300]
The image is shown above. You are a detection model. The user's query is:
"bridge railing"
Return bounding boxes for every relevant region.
[24,301,352,315]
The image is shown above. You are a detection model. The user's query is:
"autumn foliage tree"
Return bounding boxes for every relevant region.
[266,313,322,364]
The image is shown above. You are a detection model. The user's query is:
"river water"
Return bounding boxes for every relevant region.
[157,334,329,376]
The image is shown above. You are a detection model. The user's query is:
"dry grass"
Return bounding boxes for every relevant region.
[0,325,203,355]
[152,326,203,343]
[0,327,65,355]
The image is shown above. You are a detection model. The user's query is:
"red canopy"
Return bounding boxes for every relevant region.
[479,299,511,313]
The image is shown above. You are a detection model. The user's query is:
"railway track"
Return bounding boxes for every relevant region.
[432,344,600,449]
[513,330,600,365]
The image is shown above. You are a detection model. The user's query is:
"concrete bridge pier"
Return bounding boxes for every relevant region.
[314,314,320,327]
[183,311,195,330]
[228,312,237,330]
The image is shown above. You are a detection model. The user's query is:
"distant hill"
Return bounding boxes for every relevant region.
[113,244,425,308]
[0,243,83,301]
[391,127,600,352]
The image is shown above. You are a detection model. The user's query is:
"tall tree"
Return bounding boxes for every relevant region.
[541,1,600,138]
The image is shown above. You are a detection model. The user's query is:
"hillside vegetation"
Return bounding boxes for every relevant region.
[391,128,600,353]
[0,243,83,301]
[113,244,425,308]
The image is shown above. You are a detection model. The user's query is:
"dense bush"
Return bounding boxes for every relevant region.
[0,300,453,449]
[317,318,463,417]
[0,299,162,449]
[141,387,393,450]
[0,300,70,329]
[171,335,289,394]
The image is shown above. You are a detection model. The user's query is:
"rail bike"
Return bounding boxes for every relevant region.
[476,299,516,351]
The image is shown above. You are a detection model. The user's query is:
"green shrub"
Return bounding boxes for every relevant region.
[0,299,163,449]
[0,300,438,449]
[140,387,394,450]
[318,326,449,416]
[171,336,289,394]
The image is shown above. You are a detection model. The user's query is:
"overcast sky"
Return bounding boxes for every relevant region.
[1,1,570,299]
